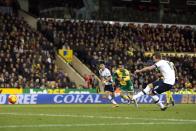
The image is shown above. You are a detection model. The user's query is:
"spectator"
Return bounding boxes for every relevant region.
[38,19,196,92]
[0,13,74,89]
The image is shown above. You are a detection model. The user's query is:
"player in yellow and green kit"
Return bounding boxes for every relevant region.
[113,64,134,104]
[165,90,175,106]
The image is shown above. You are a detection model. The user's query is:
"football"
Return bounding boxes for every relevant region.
[8,95,18,104]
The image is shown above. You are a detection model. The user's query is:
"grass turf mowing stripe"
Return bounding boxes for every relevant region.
[0,112,196,123]
[0,122,195,128]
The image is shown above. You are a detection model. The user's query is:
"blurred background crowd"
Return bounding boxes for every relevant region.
[38,19,196,93]
[0,13,77,89]
[0,0,196,94]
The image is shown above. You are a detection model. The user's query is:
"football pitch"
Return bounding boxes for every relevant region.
[0,104,196,131]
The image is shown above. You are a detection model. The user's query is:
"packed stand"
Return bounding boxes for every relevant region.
[38,19,196,93]
[0,13,76,89]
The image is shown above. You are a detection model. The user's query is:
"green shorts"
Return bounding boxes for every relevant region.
[119,80,134,92]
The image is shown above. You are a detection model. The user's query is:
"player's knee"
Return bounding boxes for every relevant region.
[142,90,147,95]
[148,84,153,88]
[105,91,110,96]
[151,89,158,95]
[142,84,153,95]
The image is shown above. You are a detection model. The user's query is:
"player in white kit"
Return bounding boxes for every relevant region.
[99,63,119,107]
[133,52,176,111]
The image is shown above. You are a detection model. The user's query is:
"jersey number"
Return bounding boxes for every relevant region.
[167,62,174,70]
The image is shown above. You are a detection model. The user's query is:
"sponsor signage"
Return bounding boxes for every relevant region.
[23,89,97,94]
[1,94,196,104]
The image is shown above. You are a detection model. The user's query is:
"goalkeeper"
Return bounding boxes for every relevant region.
[114,64,134,104]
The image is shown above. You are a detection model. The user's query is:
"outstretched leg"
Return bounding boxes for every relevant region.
[105,91,119,107]
[132,84,153,100]
[151,95,167,111]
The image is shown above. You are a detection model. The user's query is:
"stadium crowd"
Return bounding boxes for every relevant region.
[38,19,196,93]
[0,13,76,89]
[0,8,196,93]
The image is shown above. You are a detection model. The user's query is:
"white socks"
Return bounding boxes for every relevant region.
[143,85,151,94]
[151,95,159,101]
[108,95,117,105]
[132,91,144,100]
[111,99,117,105]
[132,85,151,100]
[133,85,165,109]
[151,95,164,108]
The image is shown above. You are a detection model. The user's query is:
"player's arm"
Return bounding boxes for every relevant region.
[105,76,112,82]
[99,70,106,83]
[173,64,177,77]
[100,77,108,86]
[103,70,113,83]
[99,76,111,83]
[115,71,122,81]
[113,72,118,81]
[100,77,105,83]
[171,62,178,82]
[134,65,156,74]
[123,70,130,81]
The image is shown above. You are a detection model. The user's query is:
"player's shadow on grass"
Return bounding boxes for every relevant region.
[139,109,168,112]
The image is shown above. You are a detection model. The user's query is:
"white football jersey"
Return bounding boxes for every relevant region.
[155,60,176,85]
[99,68,113,85]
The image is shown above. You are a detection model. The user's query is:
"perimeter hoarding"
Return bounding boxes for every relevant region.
[1,94,196,104]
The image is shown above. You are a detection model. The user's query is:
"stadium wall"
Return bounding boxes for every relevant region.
[56,55,86,87]
[19,10,37,29]
[1,94,196,104]
[71,56,102,90]
[41,18,196,29]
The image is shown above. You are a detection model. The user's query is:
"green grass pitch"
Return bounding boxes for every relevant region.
[0,104,196,131]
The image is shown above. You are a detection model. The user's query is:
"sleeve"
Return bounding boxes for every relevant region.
[154,60,163,68]
[123,70,130,81]
[98,69,101,76]
[170,62,174,67]
[114,70,119,77]
[113,70,118,78]
[105,69,111,77]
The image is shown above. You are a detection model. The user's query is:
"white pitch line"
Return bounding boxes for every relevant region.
[0,112,196,123]
[0,122,194,128]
